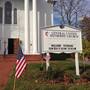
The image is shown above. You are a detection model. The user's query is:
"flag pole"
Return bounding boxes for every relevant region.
[12,0,16,89]
[13,76,16,90]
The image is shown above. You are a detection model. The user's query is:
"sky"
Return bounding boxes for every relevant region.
[53,0,90,25]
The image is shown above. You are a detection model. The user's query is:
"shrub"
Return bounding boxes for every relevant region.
[45,66,64,81]
[81,70,90,81]
[63,72,74,85]
[39,64,44,71]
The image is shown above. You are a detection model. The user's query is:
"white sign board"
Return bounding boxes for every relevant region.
[41,28,82,53]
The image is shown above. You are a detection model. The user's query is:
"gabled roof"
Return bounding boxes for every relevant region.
[41,24,81,31]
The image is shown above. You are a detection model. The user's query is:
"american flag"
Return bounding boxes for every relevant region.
[15,46,27,79]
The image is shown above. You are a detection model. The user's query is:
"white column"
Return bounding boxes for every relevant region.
[32,0,38,54]
[24,0,30,54]
[75,52,80,76]
[37,12,41,53]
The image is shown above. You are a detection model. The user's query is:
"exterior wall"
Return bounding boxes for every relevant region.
[0,0,53,54]
[37,0,53,53]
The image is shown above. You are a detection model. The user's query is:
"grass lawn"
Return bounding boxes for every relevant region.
[4,60,90,90]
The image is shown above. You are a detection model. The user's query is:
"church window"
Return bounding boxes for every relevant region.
[14,8,17,24]
[5,1,12,24]
[0,7,3,24]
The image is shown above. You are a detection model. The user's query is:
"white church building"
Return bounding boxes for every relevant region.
[0,0,54,55]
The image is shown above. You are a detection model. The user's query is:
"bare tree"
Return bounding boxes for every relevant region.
[53,0,88,27]
[80,16,90,40]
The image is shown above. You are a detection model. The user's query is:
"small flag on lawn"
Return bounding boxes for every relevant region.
[15,46,27,79]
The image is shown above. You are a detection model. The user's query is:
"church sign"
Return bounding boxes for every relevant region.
[41,29,82,53]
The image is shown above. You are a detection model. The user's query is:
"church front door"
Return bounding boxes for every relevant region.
[8,38,19,54]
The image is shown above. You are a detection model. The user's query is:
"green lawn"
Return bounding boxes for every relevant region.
[4,60,90,90]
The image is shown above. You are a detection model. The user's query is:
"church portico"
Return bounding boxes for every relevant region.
[0,0,53,55]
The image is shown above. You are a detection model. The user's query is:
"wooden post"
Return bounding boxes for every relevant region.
[13,77,16,90]
[75,52,80,76]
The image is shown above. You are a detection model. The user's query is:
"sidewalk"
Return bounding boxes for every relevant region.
[0,58,15,90]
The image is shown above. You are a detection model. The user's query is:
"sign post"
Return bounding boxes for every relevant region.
[41,26,82,75]
[75,52,80,76]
